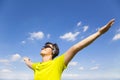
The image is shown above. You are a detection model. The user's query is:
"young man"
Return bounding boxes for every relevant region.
[24,19,115,80]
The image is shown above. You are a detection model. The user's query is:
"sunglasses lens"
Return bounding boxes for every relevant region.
[43,45,53,50]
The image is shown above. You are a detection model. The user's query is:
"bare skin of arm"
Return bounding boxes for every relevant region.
[64,19,115,66]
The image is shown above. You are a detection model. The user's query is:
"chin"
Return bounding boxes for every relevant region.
[40,52,43,55]
[40,52,45,55]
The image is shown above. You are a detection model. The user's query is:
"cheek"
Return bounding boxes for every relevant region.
[47,49,53,54]
[41,49,52,54]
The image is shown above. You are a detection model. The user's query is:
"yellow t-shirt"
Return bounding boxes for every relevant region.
[32,54,67,80]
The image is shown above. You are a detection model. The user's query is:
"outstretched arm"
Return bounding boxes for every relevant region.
[24,57,33,70]
[64,19,115,66]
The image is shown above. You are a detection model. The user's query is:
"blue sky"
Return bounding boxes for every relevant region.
[0,0,120,80]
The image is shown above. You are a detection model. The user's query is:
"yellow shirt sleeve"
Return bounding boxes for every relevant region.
[32,62,39,71]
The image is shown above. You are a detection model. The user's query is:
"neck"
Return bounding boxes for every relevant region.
[42,55,52,62]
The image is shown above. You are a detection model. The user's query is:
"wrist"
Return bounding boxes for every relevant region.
[96,31,102,37]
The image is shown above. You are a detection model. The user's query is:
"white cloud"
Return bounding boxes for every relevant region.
[0,59,9,63]
[68,61,78,66]
[60,32,80,41]
[0,54,30,80]
[62,73,79,79]
[77,21,81,27]
[11,53,21,62]
[21,40,26,44]
[0,54,22,63]
[0,69,12,73]
[29,31,44,40]
[112,33,120,41]
[0,54,22,66]
[62,72,120,79]
[90,65,99,70]
[79,66,84,70]
[0,71,33,80]
[83,26,89,32]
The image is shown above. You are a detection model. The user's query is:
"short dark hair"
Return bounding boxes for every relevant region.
[45,42,59,59]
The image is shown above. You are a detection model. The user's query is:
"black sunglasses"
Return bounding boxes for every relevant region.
[43,45,54,50]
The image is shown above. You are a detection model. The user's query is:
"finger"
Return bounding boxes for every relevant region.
[105,19,115,29]
[108,19,115,26]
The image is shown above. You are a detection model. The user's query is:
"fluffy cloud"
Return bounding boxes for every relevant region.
[0,59,9,63]
[11,53,21,61]
[77,21,82,27]
[0,54,28,80]
[0,69,12,73]
[68,61,78,66]
[83,26,89,32]
[0,71,33,80]
[60,32,80,41]
[21,31,51,44]
[90,65,99,70]
[62,73,79,79]
[79,66,84,70]
[21,40,26,44]
[76,21,89,32]
[29,31,44,40]
[112,33,120,41]
[62,72,120,79]
[0,53,21,63]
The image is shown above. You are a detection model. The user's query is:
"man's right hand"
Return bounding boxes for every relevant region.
[23,57,30,62]
[23,57,33,70]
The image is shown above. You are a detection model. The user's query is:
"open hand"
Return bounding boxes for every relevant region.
[23,57,30,62]
[98,19,115,34]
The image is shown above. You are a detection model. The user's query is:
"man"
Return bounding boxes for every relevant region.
[24,19,115,80]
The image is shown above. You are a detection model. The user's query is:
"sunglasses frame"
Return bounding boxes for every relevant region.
[43,45,54,50]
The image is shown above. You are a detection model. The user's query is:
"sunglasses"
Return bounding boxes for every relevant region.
[43,45,54,50]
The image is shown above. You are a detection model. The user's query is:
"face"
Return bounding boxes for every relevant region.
[40,44,54,56]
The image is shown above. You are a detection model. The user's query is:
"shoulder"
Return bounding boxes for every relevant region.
[53,53,65,61]
[53,53,66,66]
[53,53,67,69]
[32,62,40,69]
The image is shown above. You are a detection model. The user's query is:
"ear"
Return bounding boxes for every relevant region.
[52,47,56,54]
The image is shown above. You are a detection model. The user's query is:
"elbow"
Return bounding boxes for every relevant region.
[71,45,83,53]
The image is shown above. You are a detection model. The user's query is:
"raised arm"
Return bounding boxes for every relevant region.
[64,19,115,66]
[24,57,33,70]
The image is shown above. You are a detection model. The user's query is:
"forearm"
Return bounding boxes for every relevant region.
[65,31,101,65]
[74,31,101,52]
